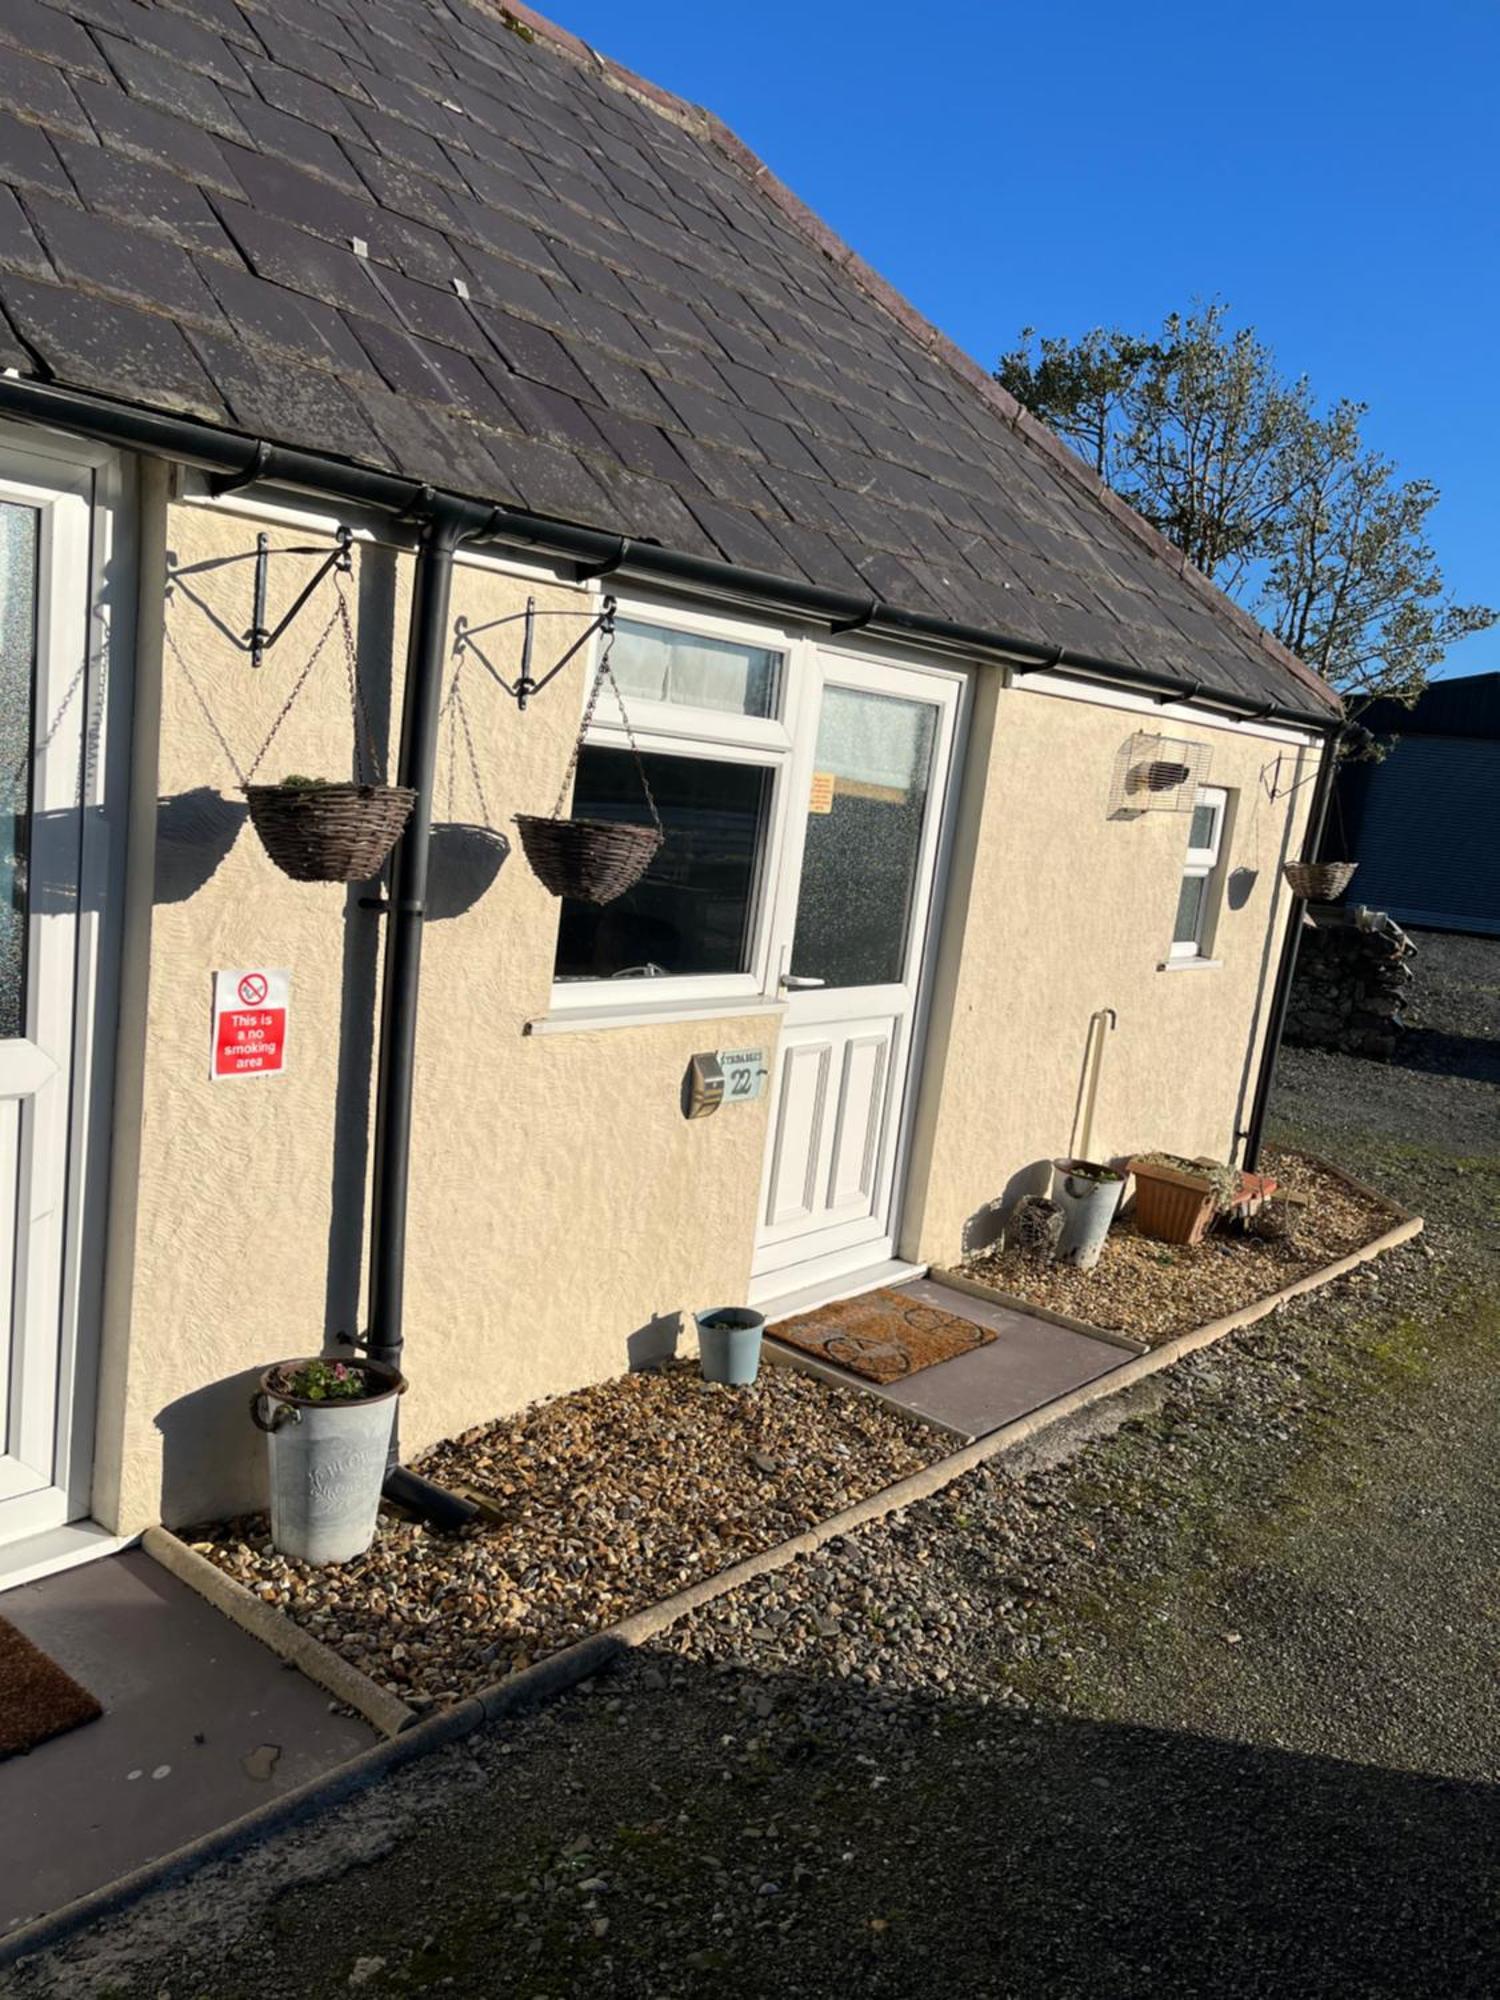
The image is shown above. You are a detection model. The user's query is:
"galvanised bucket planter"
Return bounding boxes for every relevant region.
[696,1307,765,1386]
[252,1359,405,1565]
[1051,1159,1124,1270]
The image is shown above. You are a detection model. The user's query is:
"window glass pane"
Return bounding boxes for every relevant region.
[1173,870,1207,948]
[790,686,937,989]
[1188,799,1217,850]
[0,502,37,1041]
[554,747,770,981]
[610,619,778,717]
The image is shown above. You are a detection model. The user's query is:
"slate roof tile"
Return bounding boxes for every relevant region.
[193,256,371,374]
[0,0,1333,717]
[74,74,243,192]
[94,32,248,138]
[54,133,233,257]
[21,185,223,322]
[6,45,93,140]
[0,272,226,417]
[182,325,383,463]
[0,0,112,82]
[0,184,53,281]
[0,108,73,199]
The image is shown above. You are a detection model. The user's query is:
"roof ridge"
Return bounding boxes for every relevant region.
[499,1,1339,715]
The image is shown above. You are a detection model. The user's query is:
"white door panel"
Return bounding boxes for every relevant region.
[752,654,961,1297]
[0,436,121,1553]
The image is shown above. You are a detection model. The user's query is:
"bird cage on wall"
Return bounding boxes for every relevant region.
[1107,730,1213,817]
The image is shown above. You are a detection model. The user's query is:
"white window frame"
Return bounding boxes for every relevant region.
[1168,784,1229,963]
[546,596,804,1019]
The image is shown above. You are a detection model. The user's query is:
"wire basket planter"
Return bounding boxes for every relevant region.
[515,614,664,904]
[245,780,416,883]
[1282,860,1358,901]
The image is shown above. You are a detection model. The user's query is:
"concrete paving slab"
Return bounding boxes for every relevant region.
[769,1276,1125,1441]
[0,1547,374,1934]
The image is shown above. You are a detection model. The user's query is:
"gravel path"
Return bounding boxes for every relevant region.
[16,936,1500,1999]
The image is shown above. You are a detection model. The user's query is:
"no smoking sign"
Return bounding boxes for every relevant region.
[211,968,290,1081]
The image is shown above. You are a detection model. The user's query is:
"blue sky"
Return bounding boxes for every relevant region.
[552,0,1499,679]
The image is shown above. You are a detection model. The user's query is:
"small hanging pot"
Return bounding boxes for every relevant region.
[1282,859,1358,901]
[516,617,664,905]
[246,779,416,883]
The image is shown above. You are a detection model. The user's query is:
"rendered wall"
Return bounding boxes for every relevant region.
[901,682,1320,1262]
[97,498,1322,1534]
[98,504,772,1533]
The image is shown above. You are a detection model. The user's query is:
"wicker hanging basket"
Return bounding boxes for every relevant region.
[516,618,664,905]
[514,813,662,904]
[245,781,416,883]
[1282,859,1358,901]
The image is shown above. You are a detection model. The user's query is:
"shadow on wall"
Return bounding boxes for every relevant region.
[154,787,248,902]
[962,1158,1054,1256]
[155,1367,267,1526]
[627,1311,683,1372]
[426,821,510,921]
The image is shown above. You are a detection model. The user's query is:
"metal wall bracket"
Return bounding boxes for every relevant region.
[453,592,616,711]
[245,524,354,669]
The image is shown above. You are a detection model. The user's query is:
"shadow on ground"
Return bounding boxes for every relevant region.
[224,1649,1500,2000]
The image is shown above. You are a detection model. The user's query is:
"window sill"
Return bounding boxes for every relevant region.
[526,995,787,1037]
[1158,956,1223,974]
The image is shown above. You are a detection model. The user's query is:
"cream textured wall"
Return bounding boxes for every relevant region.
[901,683,1320,1264]
[101,504,772,1533]
[98,498,1321,1533]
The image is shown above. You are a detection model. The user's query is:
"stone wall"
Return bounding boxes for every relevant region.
[1285,910,1415,1059]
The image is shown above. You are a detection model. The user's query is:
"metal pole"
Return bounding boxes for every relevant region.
[1240,725,1347,1171]
[367,499,490,1528]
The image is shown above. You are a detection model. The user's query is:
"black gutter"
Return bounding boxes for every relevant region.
[0,379,1342,735]
[1239,722,1351,1173]
[366,497,494,1529]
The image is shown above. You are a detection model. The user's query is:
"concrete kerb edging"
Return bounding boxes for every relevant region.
[142,1527,418,1740]
[1,1206,1423,1975]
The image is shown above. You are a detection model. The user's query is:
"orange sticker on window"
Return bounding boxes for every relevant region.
[808,770,835,814]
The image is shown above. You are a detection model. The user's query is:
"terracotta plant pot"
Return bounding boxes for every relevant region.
[1129,1158,1220,1246]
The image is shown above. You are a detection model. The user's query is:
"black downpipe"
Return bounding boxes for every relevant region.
[366,498,494,1529]
[1240,725,1348,1172]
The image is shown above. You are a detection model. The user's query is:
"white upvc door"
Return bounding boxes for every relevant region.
[0,435,122,1553]
[751,650,963,1305]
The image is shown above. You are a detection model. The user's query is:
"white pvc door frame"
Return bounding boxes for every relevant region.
[751,644,966,1301]
[0,425,129,1550]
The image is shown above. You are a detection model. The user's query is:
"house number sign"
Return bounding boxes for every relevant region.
[686,1047,769,1118]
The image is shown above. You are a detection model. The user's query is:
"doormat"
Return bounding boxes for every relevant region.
[773,1288,997,1385]
[0,1616,102,1761]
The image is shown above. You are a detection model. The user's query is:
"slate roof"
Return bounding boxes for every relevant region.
[0,0,1337,718]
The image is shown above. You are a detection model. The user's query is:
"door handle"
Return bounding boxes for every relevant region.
[779,973,826,991]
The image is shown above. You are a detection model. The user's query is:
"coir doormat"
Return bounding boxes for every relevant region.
[773,1288,997,1385]
[0,1616,102,1761]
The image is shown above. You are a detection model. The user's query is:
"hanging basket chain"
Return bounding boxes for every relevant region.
[550,615,662,834]
[439,650,492,825]
[163,612,249,788]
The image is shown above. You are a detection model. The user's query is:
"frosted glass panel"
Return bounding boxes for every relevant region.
[610,619,778,717]
[790,686,937,989]
[0,503,37,1041]
[1189,800,1217,849]
[1173,871,1207,946]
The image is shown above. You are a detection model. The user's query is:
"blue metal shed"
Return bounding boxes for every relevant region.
[1332,673,1500,934]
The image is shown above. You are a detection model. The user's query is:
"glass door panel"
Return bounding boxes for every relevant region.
[788,685,937,991]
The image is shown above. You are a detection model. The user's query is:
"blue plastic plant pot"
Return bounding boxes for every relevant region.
[695,1306,766,1386]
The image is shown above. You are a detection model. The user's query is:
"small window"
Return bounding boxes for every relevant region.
[609,617,779,718]
[554,746,772,982]
[1170,785,1228,960]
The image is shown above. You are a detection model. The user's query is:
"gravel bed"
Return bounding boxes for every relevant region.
[961,1145,1400,1344]
[192,1361,945,1706]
